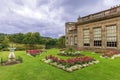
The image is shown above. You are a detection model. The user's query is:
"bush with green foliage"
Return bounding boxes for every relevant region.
[57,36,65,48]
[0,36,9,50]
[16,56,23,63]
[0,58,3,64]
[45,39,57,49]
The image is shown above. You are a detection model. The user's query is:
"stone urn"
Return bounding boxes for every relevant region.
[8,48,16,62]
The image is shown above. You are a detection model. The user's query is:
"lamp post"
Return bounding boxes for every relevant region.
[8,43,16,62]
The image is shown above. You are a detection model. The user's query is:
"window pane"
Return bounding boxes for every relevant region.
[93,27,102,46]
[83,29,90,46]
[106,25,117,47]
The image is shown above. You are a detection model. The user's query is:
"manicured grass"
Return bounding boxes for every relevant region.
[0,49,120,80]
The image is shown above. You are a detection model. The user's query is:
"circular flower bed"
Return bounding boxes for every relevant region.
[42,55,99,72]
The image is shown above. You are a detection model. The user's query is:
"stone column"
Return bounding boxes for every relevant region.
[77,26,83,49]
[90,27,93,49]
[117,21,120,50]
[102,25,106,49]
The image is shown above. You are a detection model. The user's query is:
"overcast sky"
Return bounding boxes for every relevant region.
[0,0,120,38]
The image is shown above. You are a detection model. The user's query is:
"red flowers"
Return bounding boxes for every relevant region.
[102,50,120,57]
[26,50,40,56]
[45,55,95,67]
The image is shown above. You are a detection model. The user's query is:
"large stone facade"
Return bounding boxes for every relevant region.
[65,6,120,50]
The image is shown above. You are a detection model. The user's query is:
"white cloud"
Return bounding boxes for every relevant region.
[10,0,65,24]
[103,0,120,8]
[0,0,66,37]
[12,6,44,20]
[0,0,120,38]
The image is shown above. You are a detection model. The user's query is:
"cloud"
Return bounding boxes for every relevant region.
[0,0,65,37]
[0,0,120,38]
[103,0,120,7]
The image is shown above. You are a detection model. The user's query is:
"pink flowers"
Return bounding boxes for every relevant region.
[26,50,40,56]
[43,54,99,72]
[102,50,120,57]
[45,55,95,67]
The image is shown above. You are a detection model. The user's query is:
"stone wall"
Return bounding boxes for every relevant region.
[77,17,120,50]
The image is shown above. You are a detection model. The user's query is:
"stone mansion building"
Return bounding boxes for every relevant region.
[65,6,120,50]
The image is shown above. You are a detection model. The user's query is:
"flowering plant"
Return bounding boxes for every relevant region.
[43,55,99,72]
[102,50,120,57]
[45,55,95,67]
[26,50,40,57]
[58,47,82,56]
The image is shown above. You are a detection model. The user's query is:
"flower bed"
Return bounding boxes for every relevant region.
[26,50,40,57]
[0,56,23,66]
[58,48,83,57]
[43,55,99,72]
[101,50,120,59]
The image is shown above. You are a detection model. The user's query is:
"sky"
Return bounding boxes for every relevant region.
[0,0,120,38]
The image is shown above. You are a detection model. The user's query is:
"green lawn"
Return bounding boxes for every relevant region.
[0,49,120,80]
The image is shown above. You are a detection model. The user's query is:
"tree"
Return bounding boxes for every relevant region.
[32,32,41,44]
[39,37,52,44]
[57,36,65,48]
[45,39,57,49]
[8,33,24,44]
[1,36,9,48]
[0,35,4,43]
[8,34,17,43]
[0,35,4,50]
[0,34,9,50]
[23,32,41,49]
[15,33,24,44]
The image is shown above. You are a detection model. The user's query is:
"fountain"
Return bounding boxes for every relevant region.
[0,43,22,66]
[8,43,16,62]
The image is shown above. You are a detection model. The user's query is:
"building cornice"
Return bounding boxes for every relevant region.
[77,5,120,25]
